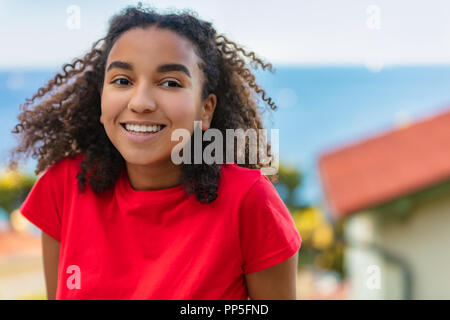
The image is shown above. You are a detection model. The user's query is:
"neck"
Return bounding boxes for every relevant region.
[125,160,182,191]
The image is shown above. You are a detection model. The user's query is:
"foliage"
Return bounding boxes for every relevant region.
[0,169,36,215]
[274,163,302,209]
[273,161,344,277]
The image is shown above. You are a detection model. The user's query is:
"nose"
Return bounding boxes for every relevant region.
[127,81,156,113]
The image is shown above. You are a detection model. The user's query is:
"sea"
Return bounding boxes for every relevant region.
[2,65,450,210]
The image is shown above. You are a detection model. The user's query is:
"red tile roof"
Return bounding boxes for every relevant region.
[318,109,450,219]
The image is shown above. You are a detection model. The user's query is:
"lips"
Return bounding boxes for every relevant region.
[121,123,166,134]
[120,120,166,126]
[119,121,167,143]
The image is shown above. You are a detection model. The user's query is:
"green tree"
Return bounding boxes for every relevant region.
[0,169,36,215]
[273,162,302,210]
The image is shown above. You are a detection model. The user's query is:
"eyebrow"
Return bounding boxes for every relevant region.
[106,61,191,78]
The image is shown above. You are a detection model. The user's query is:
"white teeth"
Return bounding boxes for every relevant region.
[124,124,163,133]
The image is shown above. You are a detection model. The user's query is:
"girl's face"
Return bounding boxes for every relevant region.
[100,26,216,167]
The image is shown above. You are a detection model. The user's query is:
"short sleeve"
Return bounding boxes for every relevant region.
[20,164,63,242]
[239,174,302,274]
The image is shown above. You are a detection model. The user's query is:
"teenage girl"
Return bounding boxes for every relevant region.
[9,5,301,300]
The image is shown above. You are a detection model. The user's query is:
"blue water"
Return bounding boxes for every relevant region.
[2,66,450,208]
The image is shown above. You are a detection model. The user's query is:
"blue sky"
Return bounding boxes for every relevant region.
[1,0,450,68]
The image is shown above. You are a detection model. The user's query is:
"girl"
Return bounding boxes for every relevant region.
[9,4,301,300]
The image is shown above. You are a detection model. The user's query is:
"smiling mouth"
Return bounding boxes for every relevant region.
[120,123,166,135]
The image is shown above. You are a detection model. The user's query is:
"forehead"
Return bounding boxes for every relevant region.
[107,26,201,72]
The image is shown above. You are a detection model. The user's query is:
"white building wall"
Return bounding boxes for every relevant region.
[344,192,450,299]
[376,193,450,299]
[344,212,385,299]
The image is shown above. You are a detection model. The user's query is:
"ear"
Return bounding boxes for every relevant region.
[200,93,217,131]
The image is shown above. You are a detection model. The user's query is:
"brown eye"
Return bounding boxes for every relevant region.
[112,78,131,86]
[161,80,182,88]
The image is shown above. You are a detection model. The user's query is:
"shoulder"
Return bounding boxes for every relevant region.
[219,163,278,200]
[219,163,263,192]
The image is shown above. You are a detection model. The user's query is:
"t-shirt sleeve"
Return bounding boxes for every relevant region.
[239,174,302,274]
[20,164,63,242]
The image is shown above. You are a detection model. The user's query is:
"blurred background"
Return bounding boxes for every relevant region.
[1,0,450,299]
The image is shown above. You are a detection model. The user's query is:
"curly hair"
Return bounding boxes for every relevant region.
[8,4,278,204]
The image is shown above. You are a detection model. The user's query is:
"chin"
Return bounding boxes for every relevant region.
[120,150,165,167]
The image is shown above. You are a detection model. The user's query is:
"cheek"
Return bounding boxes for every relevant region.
[100,90,127,123]
[163,93,200,130]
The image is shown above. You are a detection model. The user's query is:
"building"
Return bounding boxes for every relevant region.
[318,109,450,299]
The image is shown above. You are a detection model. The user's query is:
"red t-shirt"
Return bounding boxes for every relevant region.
[20,154,301,300]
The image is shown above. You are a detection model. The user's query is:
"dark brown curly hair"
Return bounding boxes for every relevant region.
[8,4,278,204]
